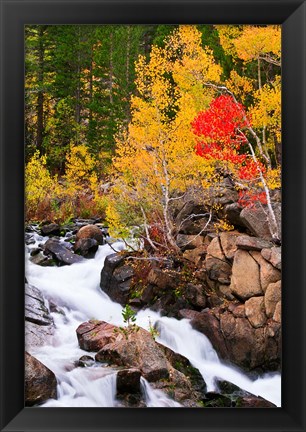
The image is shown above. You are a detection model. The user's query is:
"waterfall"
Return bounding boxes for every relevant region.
[25,237,281,407]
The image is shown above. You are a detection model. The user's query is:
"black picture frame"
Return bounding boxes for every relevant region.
[0,1,305,431]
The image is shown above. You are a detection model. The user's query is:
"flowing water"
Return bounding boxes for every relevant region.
[25,235,281,408]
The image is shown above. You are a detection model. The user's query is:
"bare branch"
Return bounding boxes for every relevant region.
[237,128,280,240]
[140,206,158,251]
[182,211,213,247]
[259,55,281,67]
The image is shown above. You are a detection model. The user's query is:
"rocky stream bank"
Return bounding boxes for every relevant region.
[25,186,281,408]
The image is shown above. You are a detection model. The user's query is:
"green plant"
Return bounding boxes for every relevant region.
[113,305,139,340]
[122,304,137,326]
[148,317,160,340]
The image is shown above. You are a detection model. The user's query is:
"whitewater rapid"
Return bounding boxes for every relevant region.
[25,236,281,407]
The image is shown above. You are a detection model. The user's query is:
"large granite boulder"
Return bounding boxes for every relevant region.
[229,250,263,300]
[191,304,281,371]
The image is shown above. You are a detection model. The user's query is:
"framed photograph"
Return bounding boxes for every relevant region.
[1,1,305,431]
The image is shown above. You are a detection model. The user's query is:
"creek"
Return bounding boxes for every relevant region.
[25,236,281,407]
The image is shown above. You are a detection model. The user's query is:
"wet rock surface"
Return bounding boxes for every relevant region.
[25,352,57,406]
[25,283,55,348]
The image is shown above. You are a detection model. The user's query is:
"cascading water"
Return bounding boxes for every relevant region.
[25,235,281,408]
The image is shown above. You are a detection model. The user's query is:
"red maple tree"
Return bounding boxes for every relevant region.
[192,95,267,207]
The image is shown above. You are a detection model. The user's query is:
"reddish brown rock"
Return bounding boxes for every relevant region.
[191,310,229,360]
[95,327,170,382]
[76,224,105,245]
[76,320,117,351]
[245,296,267,328]
[185,283,206,309]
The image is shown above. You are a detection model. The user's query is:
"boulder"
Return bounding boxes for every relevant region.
[44,238,83,265]
[175,201,210,235]
[211,178,238,205]
[25,321,55,349]
[74,238,99,258]
[205,237,232,284]
[245,296,267,328]
[95,327,170,382]
[228,303,245,318]
[25,283,54,326]
[191,306,281,371]
[25,284,55,349]
[191,310,229,360]
[76,320,117,352]
[25,352,57,406]
[178,309,202,320]
[76,224,105,245]
[147,268,178,290]
[117,368,141,394]
[184,283,206,309]
[261,246,281,270]
[264,280,281,318]
[236,395,276,408]
[236,235,273,251]
[176,234,205,251]
[29,252,56,267]
[230,250,263,300]
[250,251,281,292]
[224,203,245,228]
[215,379,277,407]
[183,247,206,266]
[41,223,61,237]
[100,254,133,305]
[220,312,281,370]
[206,237,225,260]
[219,231,241,260]
[219,284,235,301]
[240,203,281,241]
[220,313,266,370]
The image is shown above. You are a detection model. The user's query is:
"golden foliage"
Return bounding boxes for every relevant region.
[25,151,59,220]
[233,25,281,63]
[107,26,221,239]
[249,76,281,142]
